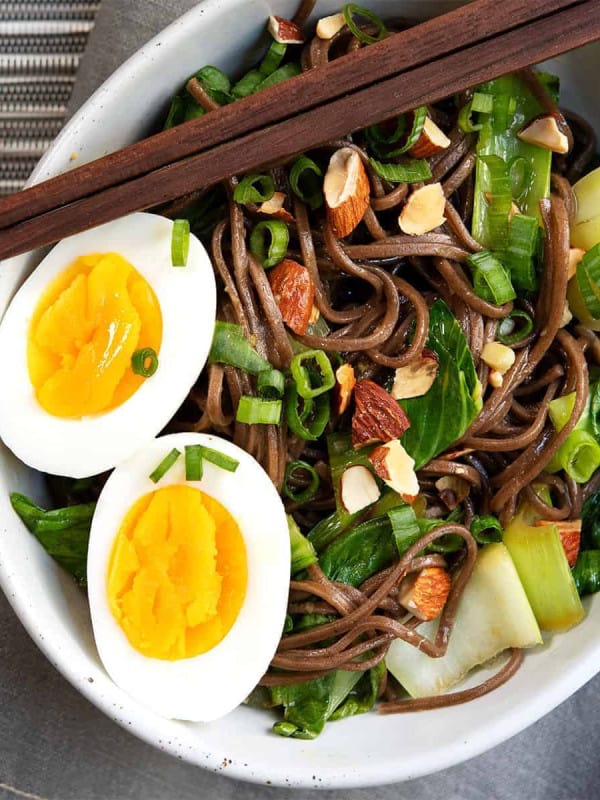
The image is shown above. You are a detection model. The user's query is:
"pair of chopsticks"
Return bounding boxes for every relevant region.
[1,0,599,262]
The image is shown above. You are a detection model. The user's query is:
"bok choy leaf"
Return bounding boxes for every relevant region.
[400,300,482,469]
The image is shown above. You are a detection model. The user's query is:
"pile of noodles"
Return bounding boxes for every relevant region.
[161,3,599,711]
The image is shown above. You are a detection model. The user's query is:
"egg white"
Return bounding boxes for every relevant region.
[87,432,290,722]
[0,213,216,478]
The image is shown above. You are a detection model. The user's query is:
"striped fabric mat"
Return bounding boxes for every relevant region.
[0,2,99,196]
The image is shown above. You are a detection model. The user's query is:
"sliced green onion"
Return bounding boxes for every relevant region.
[171,219,190,266]
[554,429,600,484]
[497,309,534,344]
[233,173,275,205]
[548,392,576,432]
[231,68,263,99]
[131,347,158,378]
[290,350,335,399]
[505,213,539,292]
[259,40,287,76]
[385,107,427,157]
[198,445,239,472]
[287,514,318,573]
[470,515,503,544]
[366,116,406,149]
[289,156,323,210]
[209,321,271,374]
[184,445,204,481]
[249,220,289,268]
[285,383,330,440]
[194,65,231,96]
[492,92,516,133]
[458,100,484,133]
[149,448,181,483]
[236,396,282,425]
[283,461,320,503]
[479,155,512,248]
[342,3,387,43]
[255,62,301,92]
[468,251,516,304]
[257,368,285,399]
[368,157,432,183]
[471,92,494,113]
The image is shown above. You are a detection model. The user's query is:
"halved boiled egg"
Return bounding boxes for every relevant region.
[87,432,290,721]
[0,213,215,478]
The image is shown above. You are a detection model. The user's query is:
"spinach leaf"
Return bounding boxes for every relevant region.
[573,551,600,596]
[10,493,93,586]
[400,300,482,468]
[582,490,600,550]
[319,516,396,587]
[271,664,383,739]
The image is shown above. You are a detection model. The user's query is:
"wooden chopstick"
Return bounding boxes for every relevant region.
[0,0,581,233]
[0,0,599,261]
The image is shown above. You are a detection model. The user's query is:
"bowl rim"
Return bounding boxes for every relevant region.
[2,0,600,788]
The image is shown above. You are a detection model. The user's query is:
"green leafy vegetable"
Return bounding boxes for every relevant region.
[582,489,600,550]
[320,515,396,587]
[472,73,552,247]
[573,551,600,596]
[400,300,482,469]
[368,157,432,183]
[208,321,271,374]
[287,515,317,574]
[10,493,93,586]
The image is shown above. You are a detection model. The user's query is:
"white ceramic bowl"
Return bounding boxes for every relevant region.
[2,0,600,789]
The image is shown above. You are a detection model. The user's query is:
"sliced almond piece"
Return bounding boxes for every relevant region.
[398,183,446,236]
[398,566,452,621]
[536,519,581,568]
[488,369,504,389]
[391,350,439,400]
[268,258,315,335]
[340,465,381,514]
[308,304,320,325]
[560,300,573,328]
[257,191,294,223]
[481,341,515,375]
[268,15,305,44]
[368,439,419,500]
[333,363,356,415]
[435,475,470,510]
[517,114,570,154]
[324,147,370,238]
[352,380,411,448]
[568,247,586,280]
[316,12,346,39]
[409,117,451,158]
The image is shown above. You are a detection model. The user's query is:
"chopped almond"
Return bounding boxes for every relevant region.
[560,301,573,329]
[488,369,504,389]
[391,350,438,400]
[536,519,581,568]
[308,304,320,325]
[257,191,294,223]
[481,342,515,375]
[268,15,305,44]
[568,247,586,281]
[517,113,570,154]
[340,465,381,514]
[324,147,370,238]
[409,117,451,158]
[268,258,315,335]
[333,363,356,415]
[398,183,446,236]
[316,12,346,39]
[435,475,470,510]
[398,566,451,621]
[368,439,419,500]
[352,380,410,448]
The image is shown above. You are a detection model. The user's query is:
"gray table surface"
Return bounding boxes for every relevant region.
[2,2,600,798]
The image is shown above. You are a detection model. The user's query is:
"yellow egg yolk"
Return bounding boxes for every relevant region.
[106,485,247,660]
[27,253,162,418]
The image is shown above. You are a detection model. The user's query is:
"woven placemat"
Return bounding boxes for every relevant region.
[0,1,99,196]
